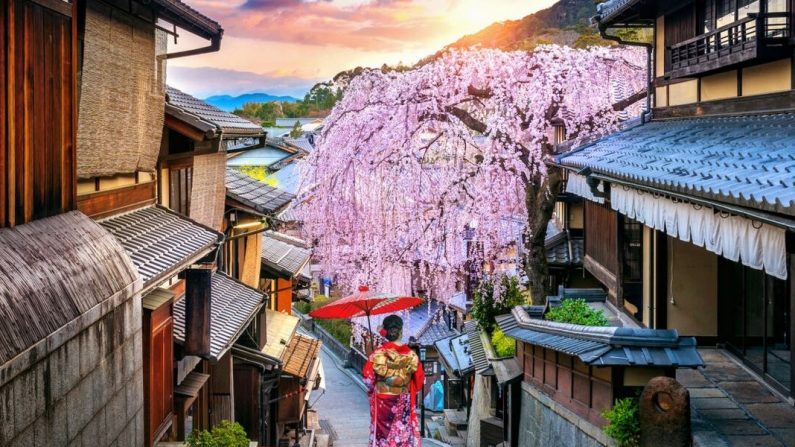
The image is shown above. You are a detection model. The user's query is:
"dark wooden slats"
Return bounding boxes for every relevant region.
[584,201,619,276]
[2,0,76,228]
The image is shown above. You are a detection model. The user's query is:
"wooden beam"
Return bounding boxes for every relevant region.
[165,115,209,142]
[77,181,156,218]
[654,90,795,119]
[184,266,213,358]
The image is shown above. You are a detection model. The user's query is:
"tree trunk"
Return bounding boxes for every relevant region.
[524,167,563,304]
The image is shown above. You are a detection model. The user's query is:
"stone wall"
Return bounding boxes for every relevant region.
[518,381,613,447]
[0,294,144,446]
[466,374,493,447]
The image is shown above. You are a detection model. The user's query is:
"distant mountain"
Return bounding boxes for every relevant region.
[422,0,604,62]
[321,0,605,94]
[205,93,300,112]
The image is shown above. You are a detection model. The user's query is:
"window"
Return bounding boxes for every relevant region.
[167,160,193,216]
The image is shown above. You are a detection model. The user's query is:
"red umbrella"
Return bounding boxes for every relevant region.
[309,285,423,352]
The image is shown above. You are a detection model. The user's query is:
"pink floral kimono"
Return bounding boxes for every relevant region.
[362,342,425,447]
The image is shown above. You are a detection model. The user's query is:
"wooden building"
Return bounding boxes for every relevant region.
[0,0,224,445]
[558,0,795,401]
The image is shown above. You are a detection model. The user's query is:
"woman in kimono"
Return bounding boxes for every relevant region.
[362,315,425,447]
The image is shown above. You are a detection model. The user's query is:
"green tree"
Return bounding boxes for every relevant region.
[471,276,528,333]
[545,298,609,326]
[290,120,303,138]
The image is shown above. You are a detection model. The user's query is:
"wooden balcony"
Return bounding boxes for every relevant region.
[667,13,791,79]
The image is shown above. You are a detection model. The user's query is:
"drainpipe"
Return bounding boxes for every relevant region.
[165,32,222,59]
[597,23,654,123]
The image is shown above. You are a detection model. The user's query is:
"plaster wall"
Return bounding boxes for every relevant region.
[701,70,738,101]
[666,237,718,337]
[742,58,792,97]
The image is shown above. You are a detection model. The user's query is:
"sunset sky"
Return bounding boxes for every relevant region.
[167,0,557,99]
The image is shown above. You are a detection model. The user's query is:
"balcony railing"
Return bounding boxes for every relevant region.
[667,12,791,79]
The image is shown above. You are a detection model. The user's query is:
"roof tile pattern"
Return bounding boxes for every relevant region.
[261,231,311,278]
[558,114,795,217]
[167,86,264,137]
[464,320,490,374]
[99,206,221,287]
[497,307,704,367]
[545,233,584,266]
[226,169,295,215]
[173,272,265,361]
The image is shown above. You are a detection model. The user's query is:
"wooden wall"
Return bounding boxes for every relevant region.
[1,0,77,227]
[584,201,619,276]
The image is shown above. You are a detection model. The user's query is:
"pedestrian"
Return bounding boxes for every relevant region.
[362,315,425,447]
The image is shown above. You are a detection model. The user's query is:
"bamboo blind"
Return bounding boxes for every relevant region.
[76,3,165,178]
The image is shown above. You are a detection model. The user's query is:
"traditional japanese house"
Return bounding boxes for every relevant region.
[434,331,475,410]
[0,0,226,445]
[496,299,702,447]
[224,169,295,289]
[259,231,313,314]
[464,320,523,447]
[558,0,795,401]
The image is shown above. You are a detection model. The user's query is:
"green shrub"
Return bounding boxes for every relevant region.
[491,328,516,358]
[294,295,352,346]
[602,397,640,447]
[186,420,249,447]
[471,276,528,334]
[545,298,609,326]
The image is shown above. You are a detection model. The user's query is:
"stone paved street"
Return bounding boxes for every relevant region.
[312,346,372,447]
[681,349,795,447]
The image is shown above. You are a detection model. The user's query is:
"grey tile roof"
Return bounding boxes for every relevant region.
[435,333,474,377]
[261,231,311,278]
[596,0,640,22]
[166,86,264,138]
[99,206,222,289]
[226,168,295,215]
[497,306,704,368]
[545,232,583,267]
[464,320,491,374]
[173,272,265,362]
[284,137,315,153]
[557,114,795,217]
[152,0,222,39]
[226,147,293,168]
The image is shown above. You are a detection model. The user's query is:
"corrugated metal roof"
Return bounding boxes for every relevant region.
[99,206,222,288]
[166,86,264,138]
[464,320,491,374]
[173,272,265,362]
[226,168,295,215]
[262,310,300,361]
[558,114,795,217]
[261,231,311,278]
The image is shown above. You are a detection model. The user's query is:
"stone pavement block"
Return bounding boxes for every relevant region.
[744,403,795,428]
[678,368,713,388]
[702,363,754,382]
[724,435,785,446]
[718,381,779,404]
[692,397,741,410]
[709,419,767,436]
[769,428,795,447]
[698,408,750,420]
[689,388,728,398]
